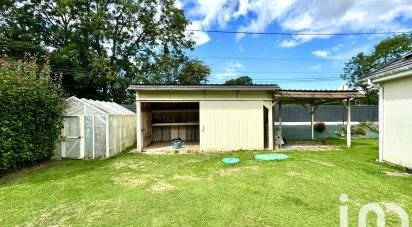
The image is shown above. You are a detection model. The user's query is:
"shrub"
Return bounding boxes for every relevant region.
[314,122,326,132]
[341,125,356,134]
[355,127,367,135]
[360,121,379,133]
[0,57,64,174]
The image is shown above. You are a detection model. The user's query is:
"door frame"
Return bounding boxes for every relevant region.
[263,106,269,149]
[61,115,85,159]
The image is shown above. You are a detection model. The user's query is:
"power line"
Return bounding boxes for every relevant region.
[50,66,343,80]
[209,77,340,80]
[197,56,345,61]
[51,67,341,75]
[188,29,412,36]
[210,71,340,74]
[1,43,347,62]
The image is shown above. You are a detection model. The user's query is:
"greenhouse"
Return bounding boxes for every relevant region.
[55,97,136,159]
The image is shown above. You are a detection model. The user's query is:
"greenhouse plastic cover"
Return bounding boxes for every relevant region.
[58,97,136,159]
[65,96,135,116]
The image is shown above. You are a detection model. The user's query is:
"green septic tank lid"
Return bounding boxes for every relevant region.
[222,157,240,164]
[255,153,288,161]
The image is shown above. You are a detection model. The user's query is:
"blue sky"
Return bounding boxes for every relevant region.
[176,0,412,89]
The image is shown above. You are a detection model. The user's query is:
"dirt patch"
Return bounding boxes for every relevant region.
[172,174,201,181]
[287,171,310,179]
[111,160,146,170]
[25,200,115,226]
[214,166,259,177]
[282,141,339,151]
[186,159,204,163]
[305,159,336,167]
[112,173,146,188]
[383,171,411,177]
[149,182,177,192]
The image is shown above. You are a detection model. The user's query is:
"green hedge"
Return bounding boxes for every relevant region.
[0,58,64,174]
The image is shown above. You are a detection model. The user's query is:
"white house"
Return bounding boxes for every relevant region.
[366,52,412,169]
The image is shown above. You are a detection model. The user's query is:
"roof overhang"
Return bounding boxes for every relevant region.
[274,90,364,104]
[366,66,412,83]
[128,84,280,91]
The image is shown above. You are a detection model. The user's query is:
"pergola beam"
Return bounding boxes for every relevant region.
[342,98,352,148]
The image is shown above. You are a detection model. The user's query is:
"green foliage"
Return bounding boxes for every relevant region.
[341,34,412,104]
[360,121,379,133]
[0,57,64,174]
[355,127,366,135]
[0,0,203,103]
[177,59,211,85]
[335,125,368,136]
[224,76,253,85]
[314,122,326,132]
[144,58,211,85]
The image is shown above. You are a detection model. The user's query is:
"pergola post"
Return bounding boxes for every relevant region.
[310,105,315,140]
[272,100,279,150]
[302,103,318,140]
[342,98,352,148]
[278,100,282,148]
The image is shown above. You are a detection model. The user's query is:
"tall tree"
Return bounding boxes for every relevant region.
[0,0,209,103]
[341,34,412,104]
[224,76,253,85]
[177,59,210,84]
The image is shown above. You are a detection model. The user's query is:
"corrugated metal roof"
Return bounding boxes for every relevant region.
[275,90,364,100]
[366,52,412,80]
[280,89,362,93]
[128,84,280,91]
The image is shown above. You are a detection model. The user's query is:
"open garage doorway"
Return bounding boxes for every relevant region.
[140,102,199,153]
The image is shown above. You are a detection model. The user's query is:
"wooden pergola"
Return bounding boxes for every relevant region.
[273,90,365,148]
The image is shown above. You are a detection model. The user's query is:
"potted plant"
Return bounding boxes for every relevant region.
[322,138,329,145]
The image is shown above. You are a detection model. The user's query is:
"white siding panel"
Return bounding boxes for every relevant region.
[200,101,264,151]
[382,76,412,168]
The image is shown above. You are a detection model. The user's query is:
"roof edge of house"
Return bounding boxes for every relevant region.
[367,65,412,83]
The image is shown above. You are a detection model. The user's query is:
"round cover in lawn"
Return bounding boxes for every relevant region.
[255,153,288,161]
[222,157,240,164]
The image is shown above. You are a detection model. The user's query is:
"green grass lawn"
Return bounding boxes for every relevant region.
[1,139,411,226]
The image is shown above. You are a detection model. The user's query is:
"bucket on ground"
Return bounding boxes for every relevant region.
[172,138,183,149]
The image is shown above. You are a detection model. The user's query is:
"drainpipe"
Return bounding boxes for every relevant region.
[378,86,384,162]
[367,78,383,162]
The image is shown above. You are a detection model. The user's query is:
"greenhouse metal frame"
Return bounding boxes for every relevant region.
[56,97,136,159]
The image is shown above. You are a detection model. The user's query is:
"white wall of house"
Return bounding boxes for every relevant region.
[381,76,412,168]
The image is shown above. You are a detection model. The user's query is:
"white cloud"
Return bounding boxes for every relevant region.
[174,0,183,9]
[180,0,412,47]
[186,21,210,46]
[331,43,343,52]
[238,45,244,52]
[227,61,244,69]
[216,61,244,79]
[309,64,322,71]
[312,50,330,58]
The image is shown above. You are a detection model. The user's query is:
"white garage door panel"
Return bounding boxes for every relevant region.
[200,101,263,151]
